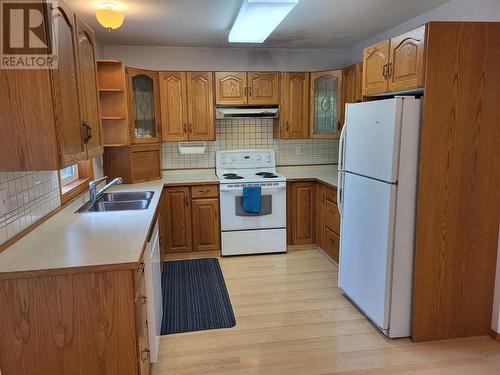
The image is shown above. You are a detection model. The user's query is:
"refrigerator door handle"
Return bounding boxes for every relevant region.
[337,171,344,215]
[338,120,347,171]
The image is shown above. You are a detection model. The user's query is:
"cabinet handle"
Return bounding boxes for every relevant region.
[249,85,253,98]
[183,123,187,133]
[286,120,290,131]
[243,85,247,97]
[185,196,189,207]
[198,189,210,193]
[136,295,147,305]
[382,64,388,79]
[387,61,393,78]
[138,262,145,271]
[140,348,150,362]
[82,121,92,143]
[188,123,192,133]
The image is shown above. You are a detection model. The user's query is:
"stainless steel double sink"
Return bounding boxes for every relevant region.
[77,191,154,213]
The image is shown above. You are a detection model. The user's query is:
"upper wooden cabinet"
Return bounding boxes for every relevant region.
[309,70,342,138]
[160,71,215,141]
[362,25,426,96]
[275,72,310,139]
[127,68,162,144]
[342,62,363,105]
[0,0,102,171]
[362,40,390,96]
[388,25,426,92]
[247,72,279,105]
[75,16,102,160]
[215,71,279,105]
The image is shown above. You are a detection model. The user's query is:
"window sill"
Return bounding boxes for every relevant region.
[61,178,91,204]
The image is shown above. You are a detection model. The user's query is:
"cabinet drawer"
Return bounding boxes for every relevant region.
[325,228,340,263]
[326,186,337,204]
[191,184,219,198]
[325,200,340,234]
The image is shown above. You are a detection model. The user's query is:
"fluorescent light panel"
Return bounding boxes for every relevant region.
[229,0,299,43]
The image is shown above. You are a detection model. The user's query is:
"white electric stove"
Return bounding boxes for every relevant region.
[216,150,287,256]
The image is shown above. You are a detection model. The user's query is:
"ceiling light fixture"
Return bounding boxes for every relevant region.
[96,2,125,31]
[229,0,299,43]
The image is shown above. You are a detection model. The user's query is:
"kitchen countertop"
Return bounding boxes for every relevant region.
[0,180,165,277]
[278,165,338,187]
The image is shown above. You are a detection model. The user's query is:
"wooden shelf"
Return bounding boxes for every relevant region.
[101,116,126,120]
[97,59,122,64]
[103,143,129,148]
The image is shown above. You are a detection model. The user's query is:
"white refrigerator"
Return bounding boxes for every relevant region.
[337,97,421,338]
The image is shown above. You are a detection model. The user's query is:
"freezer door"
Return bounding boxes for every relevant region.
[344,99,402,183]
[338,172,396,330]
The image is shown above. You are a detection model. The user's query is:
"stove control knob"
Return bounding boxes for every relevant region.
[266,158,271,163]
[256,156,261,161]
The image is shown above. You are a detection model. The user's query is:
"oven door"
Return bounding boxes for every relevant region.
[220,183,286,231]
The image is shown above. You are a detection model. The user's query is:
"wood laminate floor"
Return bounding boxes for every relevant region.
[153,250,500,374]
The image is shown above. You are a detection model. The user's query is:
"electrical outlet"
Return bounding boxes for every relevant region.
[295,146,302,155]
[0,189,9,215]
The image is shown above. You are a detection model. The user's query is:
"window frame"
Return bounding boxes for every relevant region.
[59,160,94,204]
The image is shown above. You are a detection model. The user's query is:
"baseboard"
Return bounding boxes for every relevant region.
[287,244,319,252]
[489,329,500,341]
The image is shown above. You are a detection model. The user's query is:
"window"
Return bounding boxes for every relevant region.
[58,160,94,204]
[60,165,79,186]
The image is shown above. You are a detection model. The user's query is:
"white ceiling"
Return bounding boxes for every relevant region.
[68,0,450,48]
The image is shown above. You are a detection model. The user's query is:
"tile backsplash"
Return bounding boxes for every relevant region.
[163,118,339,169]
[0,171,61,245]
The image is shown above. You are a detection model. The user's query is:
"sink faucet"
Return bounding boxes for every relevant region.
[89,176,124,203]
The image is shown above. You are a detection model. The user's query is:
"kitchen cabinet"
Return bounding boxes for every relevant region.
[163,184,221,254]
[104,143,162,184]
[388,25,426,92]
[362,40,390,96]
[127,68,162,143]
[315,182,340,263]
[310,70,343,138]
[215,71,279,105]
[0,0,103,171]
[275,72,310,139]
[160,71,215,141]
[75,16,102,160]
[288,182,316,245]
[362,25,426,96]
[342,61,363,105]
[192,198,220,251]
[164,187,193,253]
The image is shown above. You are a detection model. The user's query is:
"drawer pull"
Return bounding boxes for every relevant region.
[136,295,148,305]
[198,189,210,193]
[140,348,150,362]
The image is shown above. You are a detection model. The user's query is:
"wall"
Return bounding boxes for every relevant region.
[349,0,500,62]
[163,118,338,169]
[103,45,350,71]
[0,157,104,247]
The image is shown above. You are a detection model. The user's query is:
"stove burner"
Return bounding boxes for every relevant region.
[224,175,244,180]
[256,172,275,176]
[223,173,238,177]
[262,175,278,178]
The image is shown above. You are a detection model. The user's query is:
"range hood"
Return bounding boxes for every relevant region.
[216,105,279,119]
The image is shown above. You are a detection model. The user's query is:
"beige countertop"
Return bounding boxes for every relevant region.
[162,169,218,185]
[0,180,165,276]
[278,165,338,187]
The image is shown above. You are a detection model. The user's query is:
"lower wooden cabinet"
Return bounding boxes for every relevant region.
[162,185,221,255]
[288,182,316,245]
[289,181,340,263]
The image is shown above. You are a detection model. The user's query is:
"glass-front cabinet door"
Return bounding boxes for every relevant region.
[310,70,342,138]
[127,68,161,143]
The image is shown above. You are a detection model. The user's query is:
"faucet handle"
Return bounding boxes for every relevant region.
[89,176,107,187]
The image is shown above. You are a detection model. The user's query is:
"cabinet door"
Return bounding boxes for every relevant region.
[51,1,87,167]
[325,228,340,263]
[388,25,426,92]
[290,182,315,245]
[215,72,247,105]
[362,40,390,96]
[310,70,342,138]
[159,71,188,141]
[164,187,192,252]
[192,198,220,251]
[75,16,102,159]
[325,199,340,235]
[247,72,279,105]
[279,72,309,139]
[186,72,215,141]
[316,183,326,250]
[128,68,161,143]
